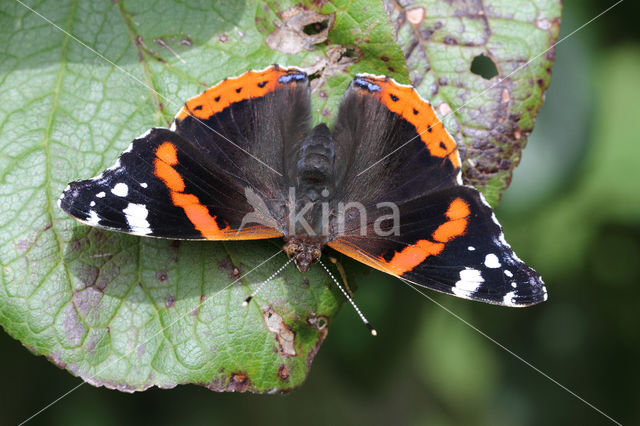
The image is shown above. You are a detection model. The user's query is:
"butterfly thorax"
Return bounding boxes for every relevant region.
[284,123,335,272]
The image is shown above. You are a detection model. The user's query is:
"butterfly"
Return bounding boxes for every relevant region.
[59,65,547,312]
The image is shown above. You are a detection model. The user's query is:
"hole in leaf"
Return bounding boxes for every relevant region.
[303,19,329,35]
[470,54,499,79]
[342,47,357,58]
[314,316,328,330]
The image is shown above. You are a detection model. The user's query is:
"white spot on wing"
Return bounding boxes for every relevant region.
[504,269,513,277]
[170,121,177,131]
[511,282,517,288]
[140,182,148,188]
[452,268,484,297]
[86,210,100,226]
[484,253,501,268]
[96,191,106,198]
[502,291,518,307]
[467,246,475,251]
[111,183,128,197]
[90,201,96,207]
[123,203,152,235]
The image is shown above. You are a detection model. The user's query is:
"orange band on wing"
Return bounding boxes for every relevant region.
[354,76,461,169]
[329,198,470,276]
[174,66,305,121]
[152,142,282,240]
[153,142,228,238]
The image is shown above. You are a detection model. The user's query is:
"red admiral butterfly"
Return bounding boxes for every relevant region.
[59,65,546,313]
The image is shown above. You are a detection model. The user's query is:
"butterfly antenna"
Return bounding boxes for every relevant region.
[242,257,294,306]
[318,259,377,336]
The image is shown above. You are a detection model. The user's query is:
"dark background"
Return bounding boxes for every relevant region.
[3,0,639,424]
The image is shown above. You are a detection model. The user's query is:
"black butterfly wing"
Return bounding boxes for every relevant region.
[60,66,312,240]
[60,128,281,239]
[327,75,546,306]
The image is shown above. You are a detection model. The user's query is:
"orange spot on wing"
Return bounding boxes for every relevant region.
[446,197,471,220]
[156,142,178,165]
[432,219,467,242]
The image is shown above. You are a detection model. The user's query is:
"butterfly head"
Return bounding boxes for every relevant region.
[283,238,322,273]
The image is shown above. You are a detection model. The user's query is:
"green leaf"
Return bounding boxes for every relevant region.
[386,0,561,205]
[0,0,405,393]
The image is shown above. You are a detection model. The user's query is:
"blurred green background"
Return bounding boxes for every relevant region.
[3,0,639,424]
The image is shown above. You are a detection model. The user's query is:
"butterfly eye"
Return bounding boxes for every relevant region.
[285,243,300,258]
[313,248,321,260]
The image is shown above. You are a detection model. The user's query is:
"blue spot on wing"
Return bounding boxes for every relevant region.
[354,77,381,92]
[278,73,306,84]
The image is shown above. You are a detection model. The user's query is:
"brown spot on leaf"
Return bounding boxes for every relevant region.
[180,34,192,46]
[165,295,175,308]
[156,271,168,282]
[264,308,297,357]
[266,5,334,54]
[501,88,510,103]
[137,343,145,358]
[218,33,228,43]
[437,102,453,116]
[73,286,104,318]
[443,36,458,45]
[278,364,290,380]
[405,6,425,25]
[76,263,100,289]
[514,129,522,140]
[215,372,252,393]
[62,303,86,346]
[218,256,240,280]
